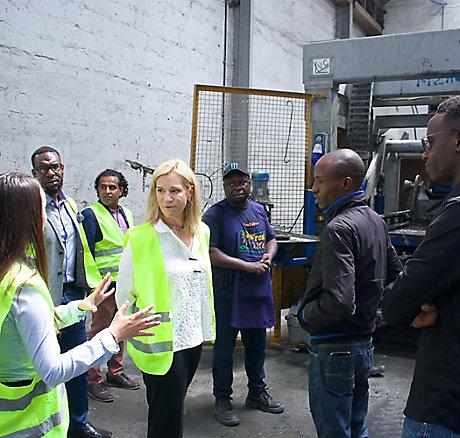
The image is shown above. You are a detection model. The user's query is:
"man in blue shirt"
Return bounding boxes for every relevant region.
[32,146,112,438]
[203,163,283,427]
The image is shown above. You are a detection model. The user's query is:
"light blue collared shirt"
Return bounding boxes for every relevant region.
[46,192,77,283]
[0,283,118,384]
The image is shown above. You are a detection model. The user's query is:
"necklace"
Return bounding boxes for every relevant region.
[165,221,185,231]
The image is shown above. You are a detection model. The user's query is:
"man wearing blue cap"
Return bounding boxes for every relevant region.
[203,163,284,427]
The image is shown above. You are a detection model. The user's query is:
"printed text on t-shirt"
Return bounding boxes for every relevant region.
[239,230,266,253]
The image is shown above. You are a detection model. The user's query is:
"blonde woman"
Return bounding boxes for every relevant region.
[116,159,215,438]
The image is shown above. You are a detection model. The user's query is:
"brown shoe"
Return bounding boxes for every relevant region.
[88,383,113,403]
[106,372,140,390]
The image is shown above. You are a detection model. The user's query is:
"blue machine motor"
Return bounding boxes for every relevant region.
[251,171,274,221]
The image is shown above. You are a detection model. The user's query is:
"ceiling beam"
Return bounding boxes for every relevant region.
[332,0,384,36]
[353,1,382,35]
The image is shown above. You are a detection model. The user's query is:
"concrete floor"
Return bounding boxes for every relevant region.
[88,345,415,438]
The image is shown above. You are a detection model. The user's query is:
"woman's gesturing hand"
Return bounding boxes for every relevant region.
[77,273,114,312]
[109,301,161,342]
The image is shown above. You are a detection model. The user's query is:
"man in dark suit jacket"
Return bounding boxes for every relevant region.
[32,146,112,438]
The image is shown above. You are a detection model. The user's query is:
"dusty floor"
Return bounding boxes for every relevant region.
[87,344,415,438]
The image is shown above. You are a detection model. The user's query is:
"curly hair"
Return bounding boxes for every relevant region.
[436,96,460,125]
[94,169,129,197]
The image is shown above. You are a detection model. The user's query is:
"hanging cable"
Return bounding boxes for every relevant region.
[283,100,294,163]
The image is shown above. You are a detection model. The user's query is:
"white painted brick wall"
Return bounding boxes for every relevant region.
[0,0,225,219]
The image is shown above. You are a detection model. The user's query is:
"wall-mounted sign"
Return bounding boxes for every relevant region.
[312,58,331,76]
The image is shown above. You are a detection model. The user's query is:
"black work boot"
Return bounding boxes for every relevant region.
[214,397,240,426]
[245,389,284,414]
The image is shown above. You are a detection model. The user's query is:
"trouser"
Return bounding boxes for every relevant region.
[212,295,266,399]
[59,282,88,431]
[142,344,203,438]
[308,340,373,438]
[88,293,124,384]
[402,417,460,438]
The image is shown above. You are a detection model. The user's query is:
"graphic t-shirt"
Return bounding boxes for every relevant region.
[203,199,275,328]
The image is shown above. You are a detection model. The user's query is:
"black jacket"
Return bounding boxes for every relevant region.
[382,185,460,433]
[298,194,401,341]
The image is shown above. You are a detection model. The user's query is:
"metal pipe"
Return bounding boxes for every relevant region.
[385,140,424,153]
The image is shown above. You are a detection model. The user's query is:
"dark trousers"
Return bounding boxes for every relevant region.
[142,344,202,438]
[58,283,88,431]
[212,295,266,399]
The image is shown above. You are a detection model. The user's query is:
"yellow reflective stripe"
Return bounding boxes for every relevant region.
[130,307,170,323]
[94,247,123,258]
[0,380,52,411]
[98,266,119,275]
[128,339,173,354]
[4,410,64,437]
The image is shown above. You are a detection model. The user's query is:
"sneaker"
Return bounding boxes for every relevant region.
[88,383,113,403]
[214,397,240,426]
[106,372,140,390]
[245,389,284,414]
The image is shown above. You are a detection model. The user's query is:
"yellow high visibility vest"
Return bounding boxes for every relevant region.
[64,198,101,289]
[125,222,215,375]
[0,262,69,437]
[89,202,133,282]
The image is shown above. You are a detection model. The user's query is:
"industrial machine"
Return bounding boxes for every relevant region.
[286,28,460,347]
[302,28,460,237]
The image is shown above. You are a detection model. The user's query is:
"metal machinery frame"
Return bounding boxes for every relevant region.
[303,28,460,150]
[302,28,460,237]
[287,28,460,347]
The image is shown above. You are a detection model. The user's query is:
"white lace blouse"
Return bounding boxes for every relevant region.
[116,220,214,352]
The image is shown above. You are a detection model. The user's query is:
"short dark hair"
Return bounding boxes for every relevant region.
[436,96,460,125]
[31,146,61,167]
[94,169,129,198]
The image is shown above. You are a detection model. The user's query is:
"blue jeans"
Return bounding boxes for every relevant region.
[308,340,373,438]
[212,295,266,398]
[402,417,460,438]
[59,283,88,431]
